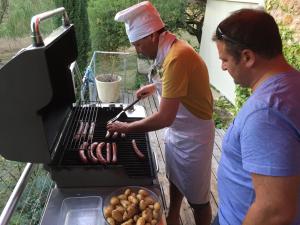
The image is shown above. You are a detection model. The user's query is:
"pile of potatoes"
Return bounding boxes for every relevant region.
[103,188,161,225]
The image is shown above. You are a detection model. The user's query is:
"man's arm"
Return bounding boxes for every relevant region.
[107,97,180,133]
[243,173,300,225]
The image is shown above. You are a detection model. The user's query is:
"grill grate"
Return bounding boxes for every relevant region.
[55,102,154,178]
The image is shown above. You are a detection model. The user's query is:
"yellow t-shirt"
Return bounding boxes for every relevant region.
[161,39,213,120]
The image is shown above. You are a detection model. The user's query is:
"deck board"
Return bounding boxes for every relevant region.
[123,90,223,225]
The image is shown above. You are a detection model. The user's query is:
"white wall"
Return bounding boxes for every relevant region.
[200,0,264,103]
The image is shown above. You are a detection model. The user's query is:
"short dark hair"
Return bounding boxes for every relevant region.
[212,8,283,62]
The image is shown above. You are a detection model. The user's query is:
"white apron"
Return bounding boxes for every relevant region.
[149,31,215,204]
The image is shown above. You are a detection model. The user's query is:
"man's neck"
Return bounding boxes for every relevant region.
[251,55,293,91]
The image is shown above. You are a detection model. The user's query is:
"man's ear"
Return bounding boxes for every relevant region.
[150,32,159,43]
[241,49,255,68]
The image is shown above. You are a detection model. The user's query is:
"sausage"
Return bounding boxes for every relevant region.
[74,121,84,140]
[81,122,89,138]
[105,130,111,139]
[132,139,145,159]
[106,143,111,163]
[96,142,106,164]
[87,142,98,163]
[112,142,117,163]
[88,122,96,141]
[112,131,118,139]
[78,141,89,163]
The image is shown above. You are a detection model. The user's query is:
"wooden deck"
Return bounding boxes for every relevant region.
[122,91,223,225]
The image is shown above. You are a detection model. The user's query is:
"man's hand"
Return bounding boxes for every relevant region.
[107,121,130,133]
[136,83,156,99]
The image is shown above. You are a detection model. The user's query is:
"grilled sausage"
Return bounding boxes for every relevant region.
[132,139,145,159]
[87,142,98,163]
[88,122,96,141]
[112,142,117,163]
[78,141,89,163]
[105,130,111,139]
[81,122,89,138]
[112,131,118,139]
[74,121,84,140]
[106,143,111,163]
[96,142,106,164]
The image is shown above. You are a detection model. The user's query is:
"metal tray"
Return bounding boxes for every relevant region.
[57,196,103,225]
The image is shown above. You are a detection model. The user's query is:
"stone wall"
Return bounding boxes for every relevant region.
[266,0,300,42]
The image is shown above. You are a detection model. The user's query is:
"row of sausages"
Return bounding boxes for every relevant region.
[74,121,126,141]
[74,121,95,141]
[78,139,145,164]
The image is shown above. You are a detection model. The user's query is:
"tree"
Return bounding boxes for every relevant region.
[54,0,91,71]
[184,0,206,44]
[88,0,207,52]
[0,0,55,38]
[88,0,135,52]
[0,0,8,25]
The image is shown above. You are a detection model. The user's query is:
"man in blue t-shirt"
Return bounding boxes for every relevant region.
[212,8,300,225]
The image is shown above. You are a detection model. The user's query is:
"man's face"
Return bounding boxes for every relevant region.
[216,41,248,87]
[132,34,158,60]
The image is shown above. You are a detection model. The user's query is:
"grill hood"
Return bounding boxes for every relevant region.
[0,20,78,163]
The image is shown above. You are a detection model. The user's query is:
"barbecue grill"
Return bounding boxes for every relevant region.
[0,7,165,225]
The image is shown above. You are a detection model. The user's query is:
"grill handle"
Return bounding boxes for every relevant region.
[31,7,70,47]
[153,151,159,173]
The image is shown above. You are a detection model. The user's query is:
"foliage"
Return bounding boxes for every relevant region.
[151,0,187,32]
[0,0,8,25]
[279,25,300,70]
[54,0,91,71]
[88,0,135,52]
[87,0,203,52]
[234,85,251,114]
[213,96,235,129]
[0,0,55,38]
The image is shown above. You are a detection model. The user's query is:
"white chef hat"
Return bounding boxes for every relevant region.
[114,1,165,43]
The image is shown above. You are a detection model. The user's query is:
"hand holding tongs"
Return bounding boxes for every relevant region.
[107,97,142,124]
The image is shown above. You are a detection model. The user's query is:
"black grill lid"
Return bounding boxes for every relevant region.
[0,24,77,163]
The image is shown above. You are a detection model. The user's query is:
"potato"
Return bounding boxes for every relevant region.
[139,199,148,211]
[138,189,149,197]
[115,205,125,214]
[121,218,134,225]
[154,202,161,211]
[110,196,120,206]
[133,215,139,222]
[136,217,146,225]
[128,195,138,205]
[130,192,137,198]
[142,208,153,222]
[151,219,158,225]
[104,205,114,218]
[107,217,116,225]
[127,205,137,218]
[112,209,123,222]
[120,199,130,208]
[136,194,143,201]
[144,196,155,205]
[124,188,131,196]
[148,204,154,209]
[152,209,160,220]
[118,194,127,200]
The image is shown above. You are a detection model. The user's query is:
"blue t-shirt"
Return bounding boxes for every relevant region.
[218,70,300,225]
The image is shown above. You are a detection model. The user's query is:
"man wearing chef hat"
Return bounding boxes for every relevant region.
[107,2,215,225]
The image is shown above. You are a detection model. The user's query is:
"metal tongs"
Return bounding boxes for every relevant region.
[107,97,142,124]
